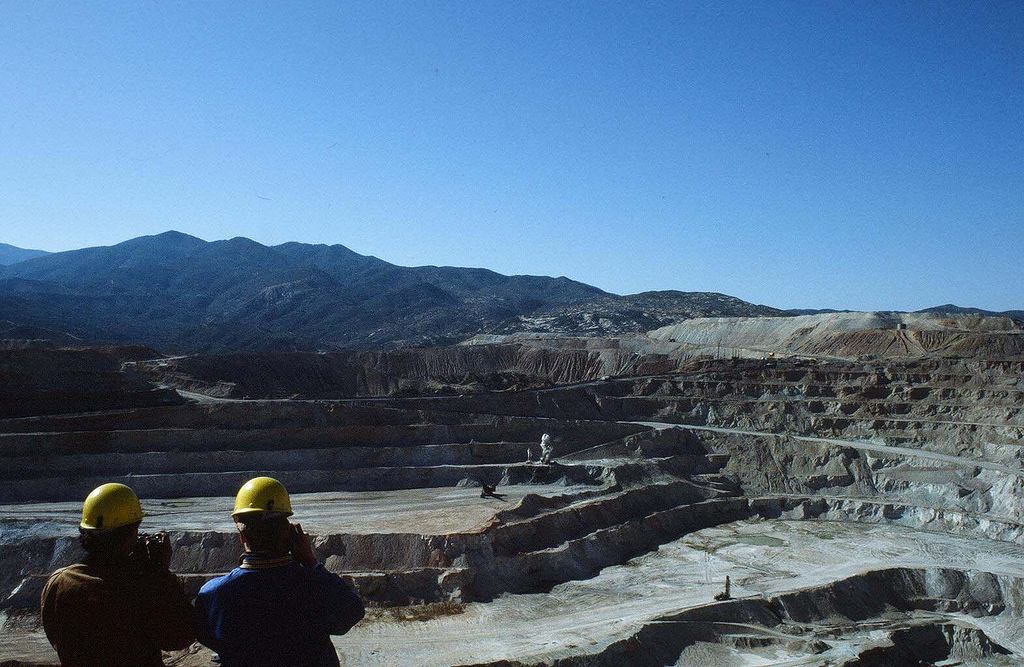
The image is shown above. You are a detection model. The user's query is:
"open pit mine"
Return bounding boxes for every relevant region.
[2,312,1023,666]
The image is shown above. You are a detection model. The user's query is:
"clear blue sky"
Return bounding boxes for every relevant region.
[2,2,1021,310]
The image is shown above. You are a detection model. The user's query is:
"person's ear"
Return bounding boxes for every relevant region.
[235,522,247,546]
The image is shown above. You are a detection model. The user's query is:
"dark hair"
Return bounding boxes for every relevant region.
[79,522,139,561]
[236,514,290,554]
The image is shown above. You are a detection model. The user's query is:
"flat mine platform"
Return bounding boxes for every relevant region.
[0,484,587,540]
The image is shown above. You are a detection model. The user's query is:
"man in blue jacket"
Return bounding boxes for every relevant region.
[194,477,364,667]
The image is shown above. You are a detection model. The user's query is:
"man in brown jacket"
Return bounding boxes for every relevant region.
[40,483,195,667]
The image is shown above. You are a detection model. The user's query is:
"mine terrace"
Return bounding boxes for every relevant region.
[0,311,1022,665]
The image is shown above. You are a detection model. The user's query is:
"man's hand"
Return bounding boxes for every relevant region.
[290,522,317,567]
[151,532,172,571]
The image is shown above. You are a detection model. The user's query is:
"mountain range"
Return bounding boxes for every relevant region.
[0,232,782,352]
[0,243,49,266]
[1,233,1018,353]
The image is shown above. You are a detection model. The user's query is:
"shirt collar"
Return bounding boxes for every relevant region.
[239,552,295,570]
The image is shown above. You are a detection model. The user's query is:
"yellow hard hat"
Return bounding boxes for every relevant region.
[80,483,144,531]
[232,476,293,519]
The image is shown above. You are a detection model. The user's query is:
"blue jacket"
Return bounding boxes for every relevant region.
[195,555,364,667]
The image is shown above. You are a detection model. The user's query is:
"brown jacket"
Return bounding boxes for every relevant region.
[40,560,195,667]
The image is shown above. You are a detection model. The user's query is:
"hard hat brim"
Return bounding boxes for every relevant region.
[231,507,294,520]
[79,517,143,532]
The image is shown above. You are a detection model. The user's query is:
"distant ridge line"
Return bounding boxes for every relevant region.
[0,231,1019,352]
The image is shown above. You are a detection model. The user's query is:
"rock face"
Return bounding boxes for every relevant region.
[135,344,643,398]
[1,337,1024,665]
[135,311,1024,400]
[0,348,183,417]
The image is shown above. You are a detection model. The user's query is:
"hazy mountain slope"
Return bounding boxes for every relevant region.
[0,231,785,352]
[916,304,1024,320]
[494,290,784,336]
[790,305,1024,320]
[0,243,49,266]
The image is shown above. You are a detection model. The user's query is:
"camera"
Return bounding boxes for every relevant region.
[132,531,170,571]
